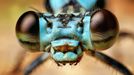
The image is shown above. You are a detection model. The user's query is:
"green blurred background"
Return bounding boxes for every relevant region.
[0,0,134,75]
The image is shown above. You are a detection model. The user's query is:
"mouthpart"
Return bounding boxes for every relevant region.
[50,39,83,65]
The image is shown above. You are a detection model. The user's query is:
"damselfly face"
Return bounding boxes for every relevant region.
[16,9,119,65]
[15,0,133,75]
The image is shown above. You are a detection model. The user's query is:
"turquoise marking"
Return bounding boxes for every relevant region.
[51,39,79,47]
[64,52,78,61]
[39,17,53,51]
[82,16,94,50]
[50,0,69,13]
[53,52,64,61]
[52,51,78,61]
[77,0,97,10]
[39,17,47,51]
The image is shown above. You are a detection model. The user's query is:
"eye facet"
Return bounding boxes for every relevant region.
[90,9,119,50]
[16,11,40,52]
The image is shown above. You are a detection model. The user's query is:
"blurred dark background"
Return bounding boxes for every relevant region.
[0,0,134,75]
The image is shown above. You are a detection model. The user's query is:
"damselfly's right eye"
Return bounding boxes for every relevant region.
[90,9,119,50]
[16,11,40,52]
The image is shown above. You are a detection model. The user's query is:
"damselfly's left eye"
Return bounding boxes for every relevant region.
[16,11,40,52]
[90,9,119,50]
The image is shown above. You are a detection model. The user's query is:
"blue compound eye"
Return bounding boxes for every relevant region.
[90,9,119,50]
[16,11,40,52]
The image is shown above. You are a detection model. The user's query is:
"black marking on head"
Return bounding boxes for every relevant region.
[57,14,72,27]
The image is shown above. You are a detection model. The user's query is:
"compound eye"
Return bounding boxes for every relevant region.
[16,11,40,52]
[90,9,119,50]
